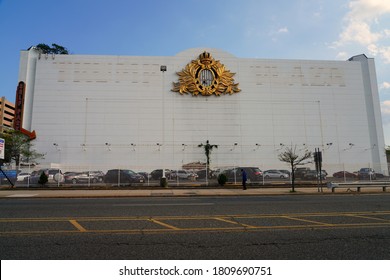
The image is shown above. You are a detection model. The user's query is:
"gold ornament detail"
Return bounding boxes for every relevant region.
[172,51,241,96]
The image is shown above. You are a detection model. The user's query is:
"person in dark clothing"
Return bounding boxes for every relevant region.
[241,169,247,190]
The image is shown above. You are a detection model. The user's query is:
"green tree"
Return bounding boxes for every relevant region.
[1,131,44,167]
[386,146,390,162]
[278,145,312,192]
[35,43,69,54]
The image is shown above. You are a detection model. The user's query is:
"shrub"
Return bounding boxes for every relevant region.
[217,173,227,186]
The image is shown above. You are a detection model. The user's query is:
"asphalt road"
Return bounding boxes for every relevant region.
[1,194,390,259]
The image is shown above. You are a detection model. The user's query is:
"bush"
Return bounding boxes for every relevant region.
[217,173,227,186]
[38,172,48,186]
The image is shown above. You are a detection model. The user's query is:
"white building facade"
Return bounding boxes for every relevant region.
[17,48,387,175]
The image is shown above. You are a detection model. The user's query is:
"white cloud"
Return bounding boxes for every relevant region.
[336,51,349,60]
[348,0,390,21]
[277,27,289,33]
[332,0,390,63]
[380,81,390,89]
[381,100,390,124]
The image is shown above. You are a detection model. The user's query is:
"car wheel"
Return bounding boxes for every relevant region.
[265,175,270,179]
[72,178,77,184]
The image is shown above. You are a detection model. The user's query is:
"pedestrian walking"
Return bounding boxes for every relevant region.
[241,168,247,190]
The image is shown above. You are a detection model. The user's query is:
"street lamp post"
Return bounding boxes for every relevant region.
[160,65,168,188]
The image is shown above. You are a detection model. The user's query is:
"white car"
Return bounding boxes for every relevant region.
[170,170,198,180]
[17,172,31,182]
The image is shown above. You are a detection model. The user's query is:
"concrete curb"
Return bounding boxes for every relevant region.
[0,186,388,199]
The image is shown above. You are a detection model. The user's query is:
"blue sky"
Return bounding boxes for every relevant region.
[1,0,390,142]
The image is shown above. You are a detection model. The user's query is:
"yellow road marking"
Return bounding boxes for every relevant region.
[1,223,390,236]
[344,214,390,223]
[283,216,334,226]
[69,220,87,232]
[149,218,179,230]
[214,217,256,228]
[1,210,390,236]
[1,210,390,223]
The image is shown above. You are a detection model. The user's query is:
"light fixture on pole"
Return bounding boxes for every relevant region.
[325,142,333,150]
[230,142,238,151]
[160,65,168,188]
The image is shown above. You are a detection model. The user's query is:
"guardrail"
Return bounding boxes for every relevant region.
[327,181,389,193]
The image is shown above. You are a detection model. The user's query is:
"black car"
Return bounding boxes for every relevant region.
[150,169,172,180]
[104,169,144,184]
[358,168,376,180]
[302,170,327,180]
[294,167,310,179]
[223,167,263,182]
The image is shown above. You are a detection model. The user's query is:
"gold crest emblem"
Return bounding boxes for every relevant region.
[172,51,241,96]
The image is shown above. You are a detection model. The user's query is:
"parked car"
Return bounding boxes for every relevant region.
[26,169,64,184]
[170,170,198,180]
[64,171,102,184]
[294,167,311,179]
[223,167,263,182]
[332,171,357,179]
[137,172,150,181]
[195,169,218,179]
[263,169,289,179]
[375,172,385,179]
[279,170,291,177]
[150,169,172,180]
[104,169,145,184]
[17,172,31,182]
[303,170,327,180]
[0,169,18,185]
[170,169,199,181]
[358,168,376,180]
[88,171,105,182]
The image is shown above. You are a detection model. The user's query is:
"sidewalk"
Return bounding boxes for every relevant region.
[0,186,344,198]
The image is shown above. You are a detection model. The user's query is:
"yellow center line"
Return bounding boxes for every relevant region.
[149,218,180,230]
[69,220,87,232]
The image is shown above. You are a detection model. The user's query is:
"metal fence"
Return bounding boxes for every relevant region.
[2,161,389,188]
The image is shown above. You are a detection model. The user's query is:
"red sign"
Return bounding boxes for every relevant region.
[14,81,25,131]
[13,81,36,140]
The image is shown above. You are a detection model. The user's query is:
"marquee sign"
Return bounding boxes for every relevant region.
[172,51,241,96]
[14,81,36,140]
[13,82,25,132]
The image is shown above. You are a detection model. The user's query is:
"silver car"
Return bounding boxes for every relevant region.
[264,169,289,179]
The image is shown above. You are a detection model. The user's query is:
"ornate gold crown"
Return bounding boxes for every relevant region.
[172,51,241,96]
[199,51,212,65]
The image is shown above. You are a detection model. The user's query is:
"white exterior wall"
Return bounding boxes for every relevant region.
[18,48,388,174]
